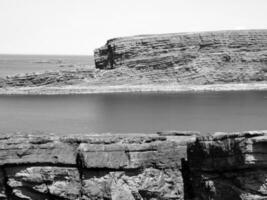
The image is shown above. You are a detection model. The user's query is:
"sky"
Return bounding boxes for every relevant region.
[0,0,267,55]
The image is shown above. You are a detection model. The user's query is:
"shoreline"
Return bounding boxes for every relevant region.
[1,82,267,95]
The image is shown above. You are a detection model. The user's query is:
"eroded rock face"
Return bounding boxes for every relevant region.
[187,130,267,200]
[6,166,81,200]
[94,30,267,84]
[0,132,197,200]
[0,69,95,87]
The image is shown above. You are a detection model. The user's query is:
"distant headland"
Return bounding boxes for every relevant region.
[1,29,267,95]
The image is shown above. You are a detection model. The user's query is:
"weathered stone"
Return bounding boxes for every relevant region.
[0,132,197,200]
[0,169,7,200]
[94,30,267,85]
[127,141,183,169]
[188,130,267,171]
[0,69,95,87]
[77,132,198,200]
[78,139,186,170]
[188,130,267,200]
[0,134,77,165]
[110,176,136,200]
[78,143,130,169]
[5,166,81,200]
[81,168,183,200]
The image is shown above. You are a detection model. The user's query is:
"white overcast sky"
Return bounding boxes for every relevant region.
[0,0,267,55]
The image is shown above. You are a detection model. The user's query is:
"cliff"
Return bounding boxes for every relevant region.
[188,130,267,200]
[0,132,197,200]
[1,30,267,94]
[94,30,267,85]
[2,131,267,199]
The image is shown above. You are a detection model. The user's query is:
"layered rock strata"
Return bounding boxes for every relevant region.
[2,30,267,93]
[187,130,267,200]
[0,132,197,200]
[94,30,267,85]
[0,69,96,88]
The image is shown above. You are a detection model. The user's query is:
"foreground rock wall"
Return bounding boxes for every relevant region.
[0,132,197,200]
[3,130,267,200]
[94,30,267,84]
[187,130,267,200]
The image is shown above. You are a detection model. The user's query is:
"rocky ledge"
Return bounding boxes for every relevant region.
[0,131,197,200]
[2,131,267,199]
[188,130,267,200]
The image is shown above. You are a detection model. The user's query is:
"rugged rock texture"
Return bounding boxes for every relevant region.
[187,130,267,200]
[0,69,96,88]
[95,30,267,85]
[0,132,197,200]
[3,130,267,199]
[2,30,267,92]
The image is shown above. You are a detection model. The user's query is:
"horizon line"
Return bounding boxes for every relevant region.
[0,53,94,56]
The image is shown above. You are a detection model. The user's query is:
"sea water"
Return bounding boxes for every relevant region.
[0,92,266,135]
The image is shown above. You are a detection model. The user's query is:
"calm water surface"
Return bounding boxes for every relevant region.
[0,54,94,77]
[0,91,266,135]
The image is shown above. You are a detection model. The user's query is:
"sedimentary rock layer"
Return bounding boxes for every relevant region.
[2,30,267,93]
[0,132,197,200]
[2,130,267,199]
[95,30,267,85]
[188,130,267,200]
[0,69,96,88]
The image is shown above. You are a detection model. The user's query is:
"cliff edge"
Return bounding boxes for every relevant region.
[1,30,267,94]
[95,30,267,85]
[188,130,267,200]
[0,132,197,200]
[2,131,267,199]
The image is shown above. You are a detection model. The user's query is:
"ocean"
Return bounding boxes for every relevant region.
[0,54,94,77]
[0,55,266,135]
[0,92,266,134]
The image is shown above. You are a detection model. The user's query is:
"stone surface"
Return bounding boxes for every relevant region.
[5,166,81,200]
[0,169,7,200]
[81,168,183,200]
[187,130,267,200]
[78,140,183,170]
[94,30,267,85]
[3,131,267,199]
[0,69,96,87]
[0,132,197,200]
[0,134,77,165]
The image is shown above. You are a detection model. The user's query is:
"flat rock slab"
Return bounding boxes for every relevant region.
[0,134,77,165]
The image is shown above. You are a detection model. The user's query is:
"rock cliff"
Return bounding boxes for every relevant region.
[0,132,197,200]
[3,131,267,200]
[187,130,267,200]
[95,30,267,85]
[1,30,267,94]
